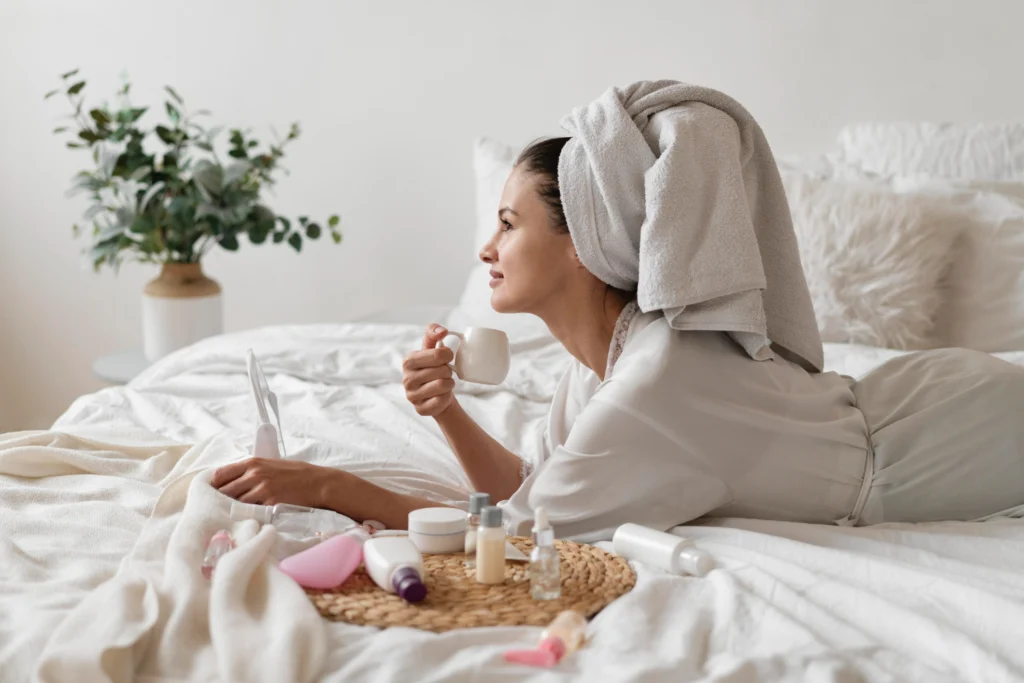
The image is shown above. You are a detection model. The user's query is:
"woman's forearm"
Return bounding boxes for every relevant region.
[316,468,451,530]
[434,400,523,503]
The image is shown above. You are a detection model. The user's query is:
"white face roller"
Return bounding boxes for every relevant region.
[247,349,286,459]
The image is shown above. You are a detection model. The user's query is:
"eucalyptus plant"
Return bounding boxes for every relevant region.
[46,69,340,271]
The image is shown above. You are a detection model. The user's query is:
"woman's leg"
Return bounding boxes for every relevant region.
[853,348,1024,524]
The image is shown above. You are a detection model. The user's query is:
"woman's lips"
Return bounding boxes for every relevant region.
[489,270,504,288]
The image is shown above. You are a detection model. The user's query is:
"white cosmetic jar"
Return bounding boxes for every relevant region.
[407,508,468,554]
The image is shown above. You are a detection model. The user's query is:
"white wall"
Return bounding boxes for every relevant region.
[2,0,1023,430]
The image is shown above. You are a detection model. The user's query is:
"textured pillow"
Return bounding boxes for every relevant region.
[447,138,552,339]
[836,123,1024,181]
[783,174,962,349]
[888,177,1024,352]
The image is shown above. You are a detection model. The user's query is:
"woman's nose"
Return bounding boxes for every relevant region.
[479,237,497,264]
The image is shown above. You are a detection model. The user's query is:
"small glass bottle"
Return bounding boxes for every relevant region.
[475,506,506,584]
[504,610,587,667]
[200,529,235,579]
[463,492,490,566]
[230,502,352,540]
[529,506,561,600]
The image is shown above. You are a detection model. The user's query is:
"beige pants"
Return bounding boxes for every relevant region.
[853,348,1024,525]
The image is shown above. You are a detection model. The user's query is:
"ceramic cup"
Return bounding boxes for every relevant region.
[439,327,511,385]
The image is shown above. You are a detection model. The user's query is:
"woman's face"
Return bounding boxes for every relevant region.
[479,166,578,315]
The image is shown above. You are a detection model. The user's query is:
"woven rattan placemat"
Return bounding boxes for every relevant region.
[307,536,635,632]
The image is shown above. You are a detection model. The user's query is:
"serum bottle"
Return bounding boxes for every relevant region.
[529,507,561,600]
[475,506,506,584]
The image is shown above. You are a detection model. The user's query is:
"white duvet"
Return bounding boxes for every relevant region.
[4,323,1024,682]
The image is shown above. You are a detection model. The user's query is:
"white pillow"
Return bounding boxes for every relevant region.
[836,122,1024,181]
[783,173,962,349]
[470,138,518,252]
[890,178,1024,352]
[447,138,552,340]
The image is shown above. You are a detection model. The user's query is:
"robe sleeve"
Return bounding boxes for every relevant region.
[502,391,732,542]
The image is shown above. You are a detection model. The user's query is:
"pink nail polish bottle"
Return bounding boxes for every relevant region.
[504,610,588,668]
[279,527,371,589]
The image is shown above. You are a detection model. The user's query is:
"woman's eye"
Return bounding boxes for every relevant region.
[500,219,513,232]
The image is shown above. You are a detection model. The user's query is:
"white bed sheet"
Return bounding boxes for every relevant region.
[4,324,1024,682]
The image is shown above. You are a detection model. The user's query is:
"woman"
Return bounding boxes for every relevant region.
[213,81,1024,540]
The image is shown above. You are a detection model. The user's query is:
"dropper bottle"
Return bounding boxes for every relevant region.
[529,507,561,600]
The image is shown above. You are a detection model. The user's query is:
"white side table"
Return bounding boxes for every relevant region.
[93,350,151,385]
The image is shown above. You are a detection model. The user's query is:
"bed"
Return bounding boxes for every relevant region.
[4,125,1024,682]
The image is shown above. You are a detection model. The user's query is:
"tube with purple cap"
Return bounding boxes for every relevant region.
[363,537,427,603]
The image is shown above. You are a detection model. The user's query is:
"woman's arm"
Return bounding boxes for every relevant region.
[434,401,524,503]
[403,324,525,502]
[316,468,452,530]
[212,457,450,530]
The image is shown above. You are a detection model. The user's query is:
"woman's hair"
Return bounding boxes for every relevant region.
[514,137,571,234]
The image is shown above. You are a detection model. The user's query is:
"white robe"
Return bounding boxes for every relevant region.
[501,311,1024,541]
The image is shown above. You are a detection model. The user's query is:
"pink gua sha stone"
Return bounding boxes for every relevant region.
[278,533,364,589]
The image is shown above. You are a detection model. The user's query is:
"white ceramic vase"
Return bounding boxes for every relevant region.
[142,262,223,362]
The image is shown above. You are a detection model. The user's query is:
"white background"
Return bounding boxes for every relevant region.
[2,0,1023,430]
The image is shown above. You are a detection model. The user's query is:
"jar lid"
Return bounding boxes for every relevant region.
[408,507,467,535]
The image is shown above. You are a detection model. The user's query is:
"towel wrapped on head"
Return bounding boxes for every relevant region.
[557,80,824,372]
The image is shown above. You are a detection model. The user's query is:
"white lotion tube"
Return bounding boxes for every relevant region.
[363,537,428,602]
[611,524,714,577]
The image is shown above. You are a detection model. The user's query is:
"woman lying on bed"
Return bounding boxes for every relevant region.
[213,81,1024,541]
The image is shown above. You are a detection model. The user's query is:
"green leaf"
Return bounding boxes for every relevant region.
[89,109,110,127]
[287,233,302,252]
[223,160,251,186]
[305,223,321,239]
[328,215,340,228]
[298,215,308,226]
[155,125,176,145]
[276,216,291,233]
[44,89,60,100]
[61,68,80,80]
[67,81,86,95]
[247,140,258,148]
[67,141,85,149]
[227,148,248,159]
[219,233,240,251]
[195,141,213,152]
[248,222,271,245]
[78,130,101,143]
[272,231,286,243]
[164,85,183,104]
[116,107,147,124]
[129,214,155,235]
[331,231,343,244]
[165,101,180,124]
[193,159,224,194]
[52,126,69,134]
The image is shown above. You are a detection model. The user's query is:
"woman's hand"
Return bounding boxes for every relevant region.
[402,323,457,417]
[211,457,337,507]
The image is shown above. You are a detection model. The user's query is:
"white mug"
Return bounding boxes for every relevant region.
[439,327,511,385]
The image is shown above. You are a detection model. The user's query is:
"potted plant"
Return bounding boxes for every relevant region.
[46,69,341,361]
